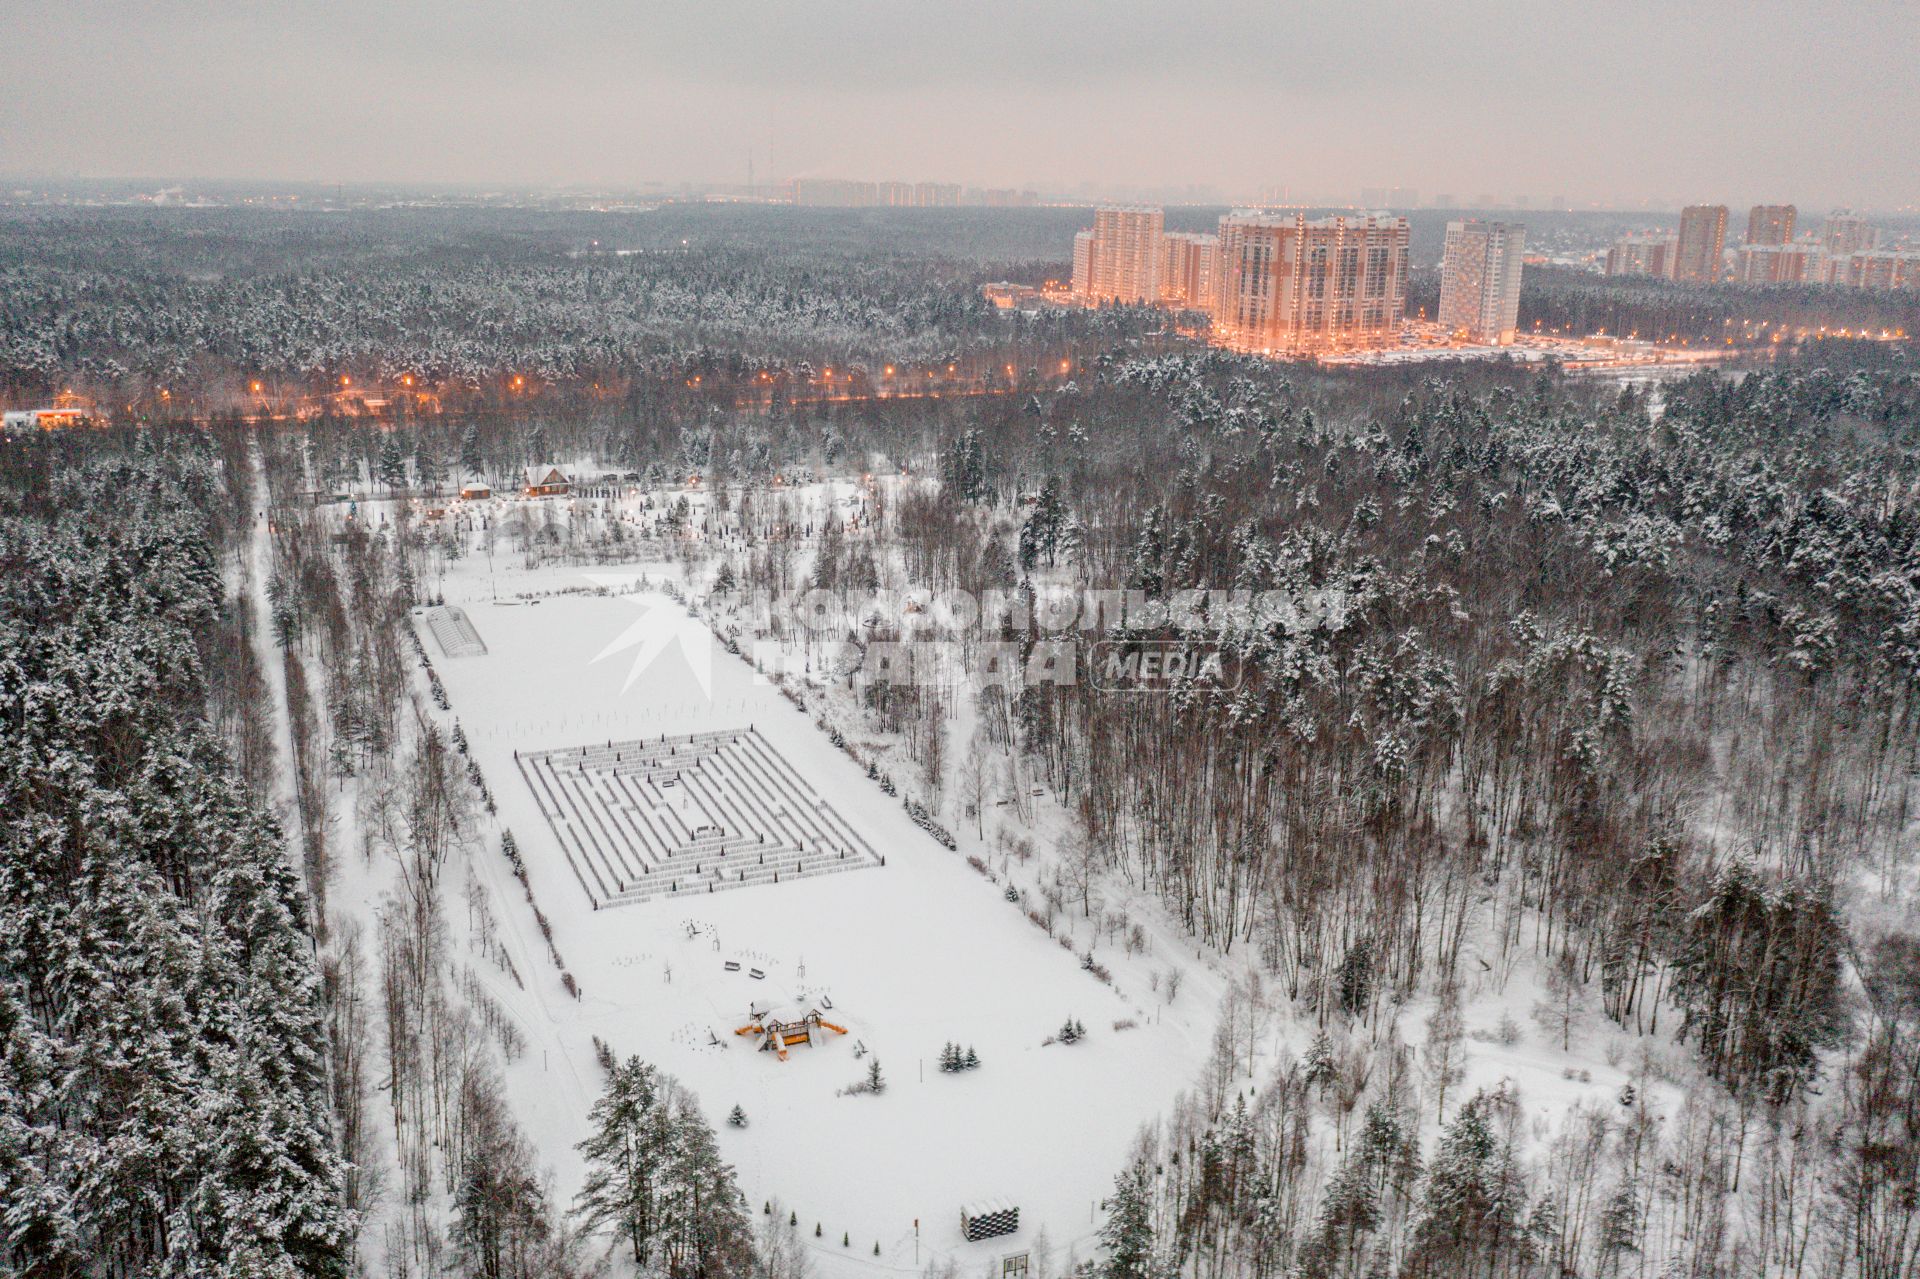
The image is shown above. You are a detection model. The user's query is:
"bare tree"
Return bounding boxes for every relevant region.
[1534,948,1584,1051]
[1423,979,1465,1122]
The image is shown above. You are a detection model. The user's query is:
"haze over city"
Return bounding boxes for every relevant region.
[6,0,1918,208]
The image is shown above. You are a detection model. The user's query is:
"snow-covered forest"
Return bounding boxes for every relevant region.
[0,430,352,1271]
[5,206,1920,1279]
[0,208,1164,412]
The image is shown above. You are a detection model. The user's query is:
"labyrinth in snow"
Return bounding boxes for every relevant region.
[517,728,881,909]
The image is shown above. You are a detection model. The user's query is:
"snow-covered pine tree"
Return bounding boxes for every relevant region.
[1099,1153,1156,1279]
[574,1056,667,1264]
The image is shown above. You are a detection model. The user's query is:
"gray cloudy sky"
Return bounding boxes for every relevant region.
[5,0,1917,208]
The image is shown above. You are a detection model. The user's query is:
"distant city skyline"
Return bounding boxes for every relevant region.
[4,1,1915,210]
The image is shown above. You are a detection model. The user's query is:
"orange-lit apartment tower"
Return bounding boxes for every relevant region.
[1838,250,1920,291]
[1672,205,1729,283]
[1605,232,1676,278]
[1212,213,1409,354]
[1746,204,1796,246]
[1071,230,1099,299]
[1438,220,1526,344]
[1736,242,1825,284]
[1821,209,1880,258]
[1160,232,1219,311]
[1088,205,1164,303]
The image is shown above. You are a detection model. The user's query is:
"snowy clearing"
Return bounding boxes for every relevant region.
[416,559,1218,1273]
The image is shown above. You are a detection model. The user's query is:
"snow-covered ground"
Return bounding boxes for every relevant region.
[308,477,1697,1276]
[415,556,1219,1273]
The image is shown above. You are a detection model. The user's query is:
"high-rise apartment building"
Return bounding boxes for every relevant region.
[912,182,962,207]
[1071,231,1099,299]
[1160,232,1219,311]
[1212,212,1409,353]
[1087,206,1165,303]
[1605,232,1677,279]
[1438,220,1526,344]
[1837,250,1920,292]
[791,178,882,207]
[1821,209,1880,257]
[792,178,964,207]
[1736,242,1825,285]
[1746,204,1797,246]
[1672,205,1729,283]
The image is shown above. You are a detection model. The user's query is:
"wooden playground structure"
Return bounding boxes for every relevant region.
[734,1005,849,1060]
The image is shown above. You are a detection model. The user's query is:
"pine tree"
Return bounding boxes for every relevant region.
[574,1056,667,1263]
[728,1103,748,1127]
[655,1101,754,1278]
[378,435,407,492]
[415,441,446,495]
[1313,1152,1380,1272]
[1099,1154,1156,1279]
[1357,1101,1420,1204]
[1526,1195,1563,1274]
[1596,1183,1642,1273]
[866,1057,886,1093]
[1304,1029,1337,1097]
[964,1045,979,1070]
[460,422,484,479]
[1336,936,1375,1020]
[1406,1090,1526,1278]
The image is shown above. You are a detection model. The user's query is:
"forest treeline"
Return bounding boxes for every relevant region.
[0,423,764,1278]
[1509,266,1920,346]
[16,207,1918,420]
[0,429,353,1274]
[0,208,1164,411]
[922,346,1920,1276]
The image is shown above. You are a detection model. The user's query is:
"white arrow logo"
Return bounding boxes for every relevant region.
[582,575,716,700]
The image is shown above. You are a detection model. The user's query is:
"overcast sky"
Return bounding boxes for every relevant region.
[5,0,1916,209]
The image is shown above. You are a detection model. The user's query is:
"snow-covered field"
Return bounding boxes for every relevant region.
[418,554,1218,1273]
[312,479,1698,1277]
